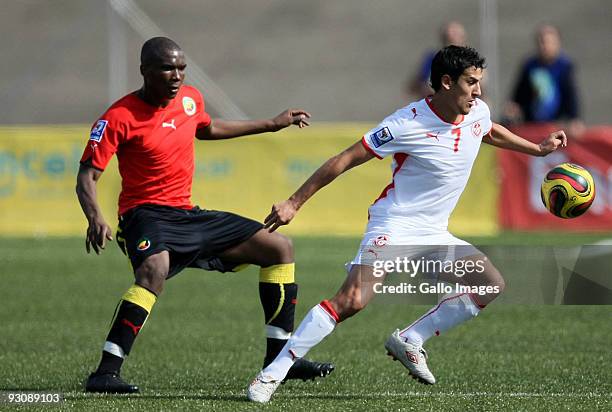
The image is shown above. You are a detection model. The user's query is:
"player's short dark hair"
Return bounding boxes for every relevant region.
[140,37,182,66]
[430,45,486,92]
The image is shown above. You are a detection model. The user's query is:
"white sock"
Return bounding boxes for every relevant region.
[399,293,481,346]
[262,301,338,381]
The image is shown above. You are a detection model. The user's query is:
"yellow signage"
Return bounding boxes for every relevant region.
[0,124,498,237]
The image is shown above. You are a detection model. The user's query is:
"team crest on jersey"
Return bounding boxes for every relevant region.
[89,120,108,142]
[471,122,482,137]
[182,96,196,116]
[370,127,394,148]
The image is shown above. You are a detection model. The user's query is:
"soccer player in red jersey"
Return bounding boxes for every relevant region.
[76,37,333,393]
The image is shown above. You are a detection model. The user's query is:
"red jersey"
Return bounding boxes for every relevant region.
[80,85,211,215]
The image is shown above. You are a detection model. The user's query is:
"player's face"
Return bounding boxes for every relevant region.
[450,67,483,115]
[143,49,186,102]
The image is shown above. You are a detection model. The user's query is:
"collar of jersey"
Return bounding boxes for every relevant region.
[425,97,464,126]
[132,90,179,112]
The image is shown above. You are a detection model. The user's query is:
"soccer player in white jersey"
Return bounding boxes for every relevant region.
[247,46,567,402]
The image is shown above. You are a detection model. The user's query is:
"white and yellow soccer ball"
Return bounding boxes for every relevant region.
[541,163,596,219]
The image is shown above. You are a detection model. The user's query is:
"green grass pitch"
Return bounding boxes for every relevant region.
[1,234,611,411]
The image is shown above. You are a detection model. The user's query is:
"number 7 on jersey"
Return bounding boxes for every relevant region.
[451,128,461,152]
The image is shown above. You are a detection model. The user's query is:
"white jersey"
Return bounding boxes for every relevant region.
[362,97,492,233]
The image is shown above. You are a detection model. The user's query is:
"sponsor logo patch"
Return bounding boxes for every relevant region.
[137,238,151,251]
[370,127,394,148]
[90,120,108,142]
[182,96,196,116]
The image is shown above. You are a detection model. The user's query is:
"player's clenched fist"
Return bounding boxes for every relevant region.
[538,130,568,156]
[264,200,298,232]
[271,109,311,131]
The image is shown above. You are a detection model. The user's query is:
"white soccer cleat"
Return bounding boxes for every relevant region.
[384,329,436,385]
[246,372,281,403]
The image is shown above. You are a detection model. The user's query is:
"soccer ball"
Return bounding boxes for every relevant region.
[541,163,595,218]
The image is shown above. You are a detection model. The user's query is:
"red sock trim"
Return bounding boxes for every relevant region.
[468,293,487,309]
[319,300,340,323]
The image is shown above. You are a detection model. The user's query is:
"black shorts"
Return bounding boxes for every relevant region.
[116,204,263,278]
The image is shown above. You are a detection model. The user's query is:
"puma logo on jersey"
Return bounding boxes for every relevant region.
[426,132,439,141]
[162,119,176,130]
[412,108,418,119]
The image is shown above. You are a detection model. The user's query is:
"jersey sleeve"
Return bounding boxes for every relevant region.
[194,88,212,130]
[478,99,493,136]
[79,112,123,171]
[361,115,408,159]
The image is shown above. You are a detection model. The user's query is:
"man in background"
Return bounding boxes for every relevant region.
[407,21,467,99]
[504,24,584,137]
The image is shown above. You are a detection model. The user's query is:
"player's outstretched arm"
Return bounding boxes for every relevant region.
[264,140,375,232]
[196,109,311,140]
[483,122,567,156]
[76,164,113,254]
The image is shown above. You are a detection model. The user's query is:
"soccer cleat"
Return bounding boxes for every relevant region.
[247,372,281,403]
[85,372,139,393]
[384,329,436,385]
[284,358,335,382]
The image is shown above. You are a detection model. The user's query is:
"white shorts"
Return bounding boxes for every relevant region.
[349,218,481,268]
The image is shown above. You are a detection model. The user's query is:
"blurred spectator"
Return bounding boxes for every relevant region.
[504,24,584,137]
[406,21,467,98]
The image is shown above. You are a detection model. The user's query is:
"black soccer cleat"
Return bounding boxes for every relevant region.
[284,358,335,382]
[85,372,139,394]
